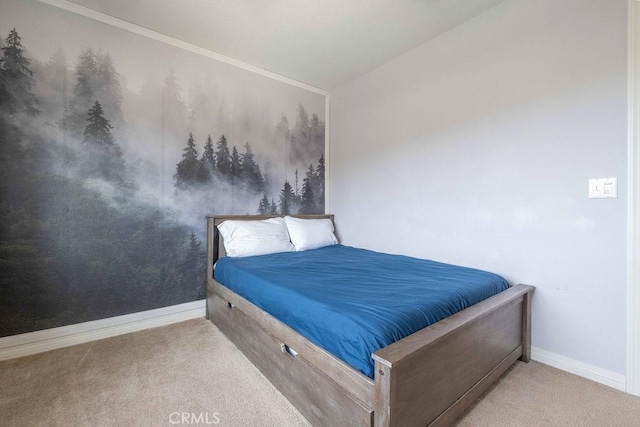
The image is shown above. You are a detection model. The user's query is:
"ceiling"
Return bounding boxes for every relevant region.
[68,0,508,91]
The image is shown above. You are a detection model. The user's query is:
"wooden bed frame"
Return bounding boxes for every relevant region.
[206,215,534,426]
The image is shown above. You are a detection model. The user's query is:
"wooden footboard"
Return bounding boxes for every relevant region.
[372,284,533,427]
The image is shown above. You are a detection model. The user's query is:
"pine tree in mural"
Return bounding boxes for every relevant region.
[279,180,295,215]
[257,194,270,215]
[197,134,215,183]
[64,48,98,136]
[269,198,278,215]
[240,142,264,194]
[230,145,241,182]
[0,28,38,115]
[174,132,200,189]
[309,113,325,165]
[293,169,302,209]
[82,100,125,182]
[315,154,325,209]
[83,100,114,145]
[214,134,231,177]
[95,52,123,129]
[300,164,317,214]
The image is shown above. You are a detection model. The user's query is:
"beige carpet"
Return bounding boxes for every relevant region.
[0,319,638,427]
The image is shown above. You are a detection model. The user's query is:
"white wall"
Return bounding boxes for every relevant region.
[330,0,628,376]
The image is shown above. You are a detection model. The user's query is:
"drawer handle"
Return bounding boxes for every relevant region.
[280,343,298,358]
[227,301,235,309]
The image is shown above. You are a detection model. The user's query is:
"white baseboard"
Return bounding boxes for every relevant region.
[531,346,626,391]
[0,300,206,362]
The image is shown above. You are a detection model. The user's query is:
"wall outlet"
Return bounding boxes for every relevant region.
[589,178,617,198]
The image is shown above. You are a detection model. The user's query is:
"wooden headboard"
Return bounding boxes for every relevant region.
[206,214,335,281]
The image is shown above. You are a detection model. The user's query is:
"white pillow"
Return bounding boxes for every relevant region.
[217,217,294,257]
[284,216,338,251]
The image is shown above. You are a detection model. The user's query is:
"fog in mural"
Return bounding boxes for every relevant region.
[0,0,325,336]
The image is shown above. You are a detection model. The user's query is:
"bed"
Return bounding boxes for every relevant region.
[206,215,534,426]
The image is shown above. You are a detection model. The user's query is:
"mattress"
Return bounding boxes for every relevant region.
[214,244,509,379]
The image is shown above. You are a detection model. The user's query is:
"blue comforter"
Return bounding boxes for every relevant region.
[214,245,509,378]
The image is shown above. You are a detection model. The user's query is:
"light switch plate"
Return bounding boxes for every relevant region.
[589,178,617,198]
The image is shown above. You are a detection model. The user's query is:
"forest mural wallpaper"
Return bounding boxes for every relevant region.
[0,0,326,337]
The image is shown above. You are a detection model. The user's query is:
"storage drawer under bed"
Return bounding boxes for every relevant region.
[207,290,373,426]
